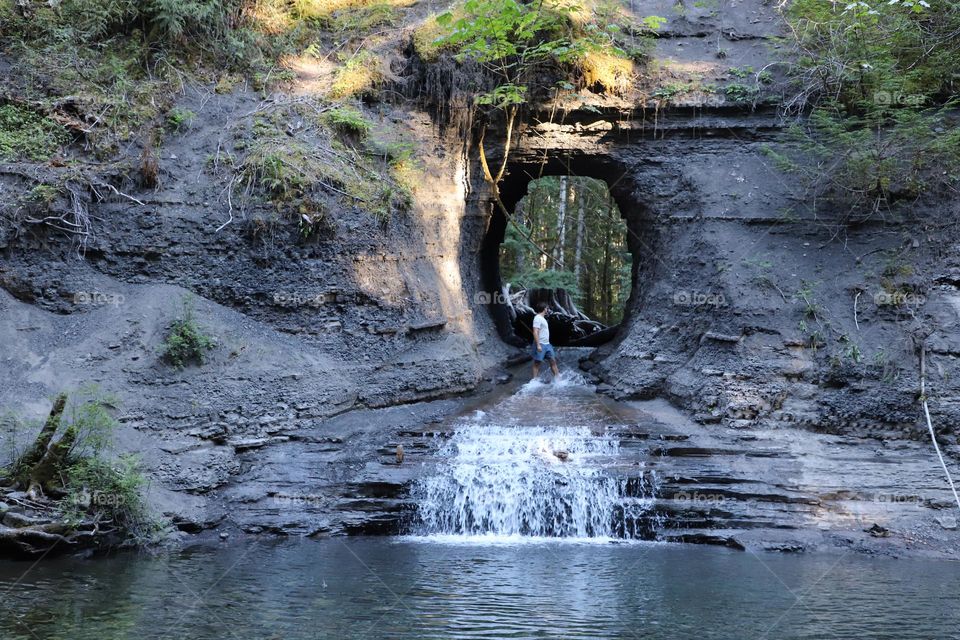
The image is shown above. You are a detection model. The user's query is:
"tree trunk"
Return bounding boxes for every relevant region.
[554,176,567,269]
[16,393,67,477]
[28,422,78,498]
[14,393,77,500]
[574,187,586,282]
[514,202,525,276]
[601,202,612,326]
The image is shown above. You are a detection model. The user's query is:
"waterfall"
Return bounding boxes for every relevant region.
[412,376,657,540]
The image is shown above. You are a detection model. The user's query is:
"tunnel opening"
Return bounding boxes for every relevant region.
[500,175,630,346]
[479,155,656,350]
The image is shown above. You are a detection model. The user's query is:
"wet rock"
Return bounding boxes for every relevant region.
[189,422,228,443]
[935,516,957,530]
[701,332,741,344]
[865,523,890,538]
[231,436,289,452]
[765,543,805,553]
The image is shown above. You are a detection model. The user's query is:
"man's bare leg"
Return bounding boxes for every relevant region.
[549,358,560,378]
[532,361,540,380]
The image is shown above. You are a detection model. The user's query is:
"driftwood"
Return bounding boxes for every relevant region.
[503,286,609,346]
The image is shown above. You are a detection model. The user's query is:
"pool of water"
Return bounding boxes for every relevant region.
[2,538,959,639]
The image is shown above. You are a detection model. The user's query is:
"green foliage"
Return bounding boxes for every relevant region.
[0,104,69,160]
[3,387,156,542]
[774,0,960,216]
[511,267,581,294]
[771,102,960,215]
[329,50,383,99]
[794,280,822,319]
[326,1,399,33]
[501,175,630,324]
[162,300,215,368]
[324,106,371,137]
[840,336,863,363]
[166,107,196,131]
[432,0,663,109]
[235,104,412,230]
[62,454,151,538]
[723,82,759,103]
[25,184,62,208]
[54,0,235,47]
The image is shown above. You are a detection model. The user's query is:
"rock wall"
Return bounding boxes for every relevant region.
[0,91,509,534]
[471,103,960,446]
[2,0,959,544]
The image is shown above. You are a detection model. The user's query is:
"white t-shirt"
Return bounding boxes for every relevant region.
[533,314,550,345]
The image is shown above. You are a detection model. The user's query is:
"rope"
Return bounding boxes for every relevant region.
[920,345,960,512]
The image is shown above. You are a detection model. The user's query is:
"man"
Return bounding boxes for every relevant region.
[531,302,560,380]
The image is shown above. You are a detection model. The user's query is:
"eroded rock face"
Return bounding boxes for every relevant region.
[474,102,960,446]
[1,0,958,551]
[0,93,507,545]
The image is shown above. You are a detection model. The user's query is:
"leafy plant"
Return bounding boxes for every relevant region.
[324,106,371,137]
[162,299,215,368]
[62,453,151,538]
[771,0,960,217]
[723,82,759,102]
[166,107,196,131]
[0,104,69,160]
[795,280,822,319]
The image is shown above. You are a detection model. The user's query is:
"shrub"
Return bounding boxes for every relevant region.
[166,107,196,131]
[327,1,399,33]
[63,454,150,537]
[162,301,215,368]
[329,50,383,99]
[8,387,157,542]
[771,0,960,216]
[323,106,371,137]
[0,104,69,160]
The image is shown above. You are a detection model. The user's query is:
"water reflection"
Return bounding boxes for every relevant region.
[2,539,959,639]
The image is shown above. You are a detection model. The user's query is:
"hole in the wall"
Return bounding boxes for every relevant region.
[480,155,658,349]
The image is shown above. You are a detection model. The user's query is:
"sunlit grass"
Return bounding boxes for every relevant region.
[294,0,417,20]
[329,50,383,98]
[579,50,634,95]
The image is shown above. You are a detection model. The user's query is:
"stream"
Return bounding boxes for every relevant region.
[3,372,960,639]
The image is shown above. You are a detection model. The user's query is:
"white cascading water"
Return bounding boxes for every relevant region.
[414,373,656,540]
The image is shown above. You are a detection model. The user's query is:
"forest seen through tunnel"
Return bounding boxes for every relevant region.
[499,176,632,330]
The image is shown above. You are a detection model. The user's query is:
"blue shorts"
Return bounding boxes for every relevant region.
[532,343,556,362]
